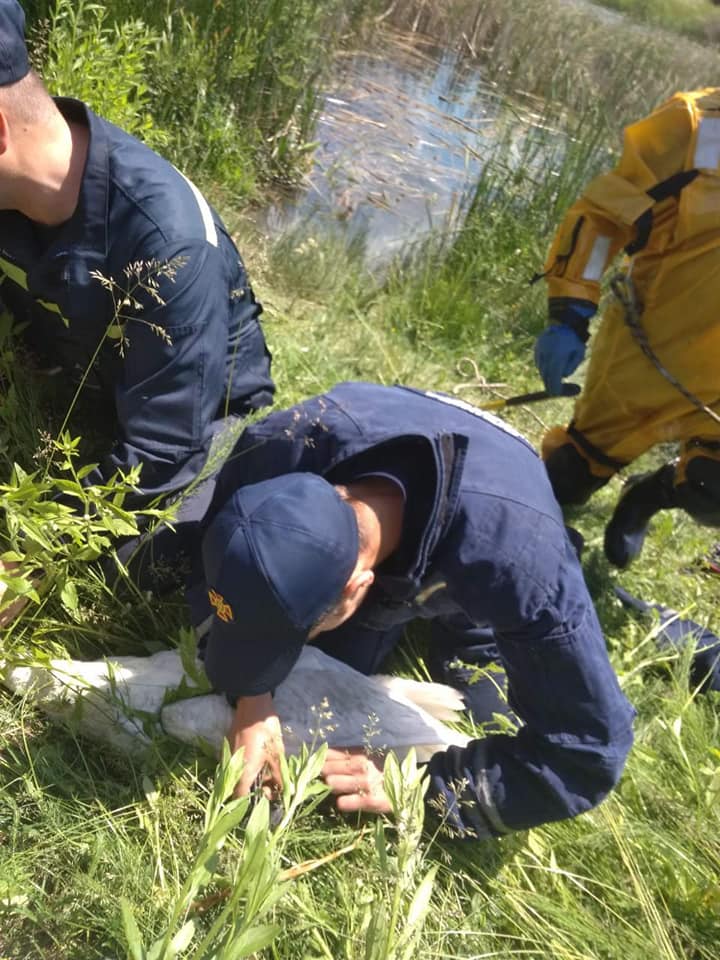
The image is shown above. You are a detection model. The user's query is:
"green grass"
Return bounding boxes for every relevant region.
[597,0,720,41]
[2,0,720,957]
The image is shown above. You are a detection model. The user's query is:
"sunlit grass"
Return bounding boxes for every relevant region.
[599,0,720,40]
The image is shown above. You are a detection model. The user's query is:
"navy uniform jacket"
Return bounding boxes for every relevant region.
[204,382,635,839]
[0,98,274,506]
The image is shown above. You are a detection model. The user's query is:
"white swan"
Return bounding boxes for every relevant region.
[1,646,469,762]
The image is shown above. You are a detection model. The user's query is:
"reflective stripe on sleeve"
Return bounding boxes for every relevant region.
[473,769,511,836]
[581,235,611,281]
[694,116,720,170]
[176,170,219,247]
[421,389,530,446]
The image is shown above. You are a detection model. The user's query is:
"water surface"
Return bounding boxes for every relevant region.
[263,29,564,266]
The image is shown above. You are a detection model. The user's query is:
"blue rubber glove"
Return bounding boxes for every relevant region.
[534,324,586,395]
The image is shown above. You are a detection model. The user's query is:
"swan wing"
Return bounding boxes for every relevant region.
[2,650,192,750]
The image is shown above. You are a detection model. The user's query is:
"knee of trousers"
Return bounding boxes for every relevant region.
[542,429,612,506]
[674,453,720,526]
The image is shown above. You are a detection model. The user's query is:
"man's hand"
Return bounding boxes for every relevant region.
[534,324,586,395]
[322,747,392,814]
[228,692,285,799]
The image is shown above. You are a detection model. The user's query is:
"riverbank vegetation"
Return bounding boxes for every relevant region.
[599,0,720,40]
[30,0,379,199]
[2,1,720,958]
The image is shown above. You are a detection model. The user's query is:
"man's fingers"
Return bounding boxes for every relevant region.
[324,772,368,795]
[262,758,284,795]
[261,783,280,801]
[322,751,370,778]
[236,756,283,799]
[235,769,277,799]
[228,701,285,799]
[323,752,393,815]
[335,791,389,814]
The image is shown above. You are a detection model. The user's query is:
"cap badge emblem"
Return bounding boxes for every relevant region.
[208,588,234,623]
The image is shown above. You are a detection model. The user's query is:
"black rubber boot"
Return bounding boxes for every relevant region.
[675,456,720,526]
[544,442,610,506]
[604,464,677,568]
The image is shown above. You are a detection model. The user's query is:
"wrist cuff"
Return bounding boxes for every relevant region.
[548,297,596,343]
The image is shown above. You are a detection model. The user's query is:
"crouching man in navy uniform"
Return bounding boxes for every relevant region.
[0,3,274,518]
[196,381,635,840]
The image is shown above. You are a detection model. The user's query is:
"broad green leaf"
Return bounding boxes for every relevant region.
[0,551,24,562]
[0,575,36,596]
[119,897,146,960]
[102,516,141,537]
[167,919,196,958]
[279,72,303,89]
[383,751,403,812]
[244,794,270,849]
[11,463,29,484]
[406,864,438,928]
[220,923,280,959]
[75,462,99,480]
[60,579,79,613]
[175,626,211,691]
[204,743,246,831]
[145,939,164,960]
[199,798,250,865]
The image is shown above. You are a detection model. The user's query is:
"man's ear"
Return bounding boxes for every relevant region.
[0,110,9,156]
[343,568,374,599]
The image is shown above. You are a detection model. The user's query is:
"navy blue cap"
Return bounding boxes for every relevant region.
[0,2,28,87]
[201,473,359,698]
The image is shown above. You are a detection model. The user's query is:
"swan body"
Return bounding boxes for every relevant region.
[2,646,469,761]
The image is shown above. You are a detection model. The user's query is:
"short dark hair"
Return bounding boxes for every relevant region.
[0,68,54,124]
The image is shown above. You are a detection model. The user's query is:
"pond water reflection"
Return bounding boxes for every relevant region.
[262,29,566,266]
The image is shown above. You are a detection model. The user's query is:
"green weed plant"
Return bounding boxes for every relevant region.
[37,0,162,148]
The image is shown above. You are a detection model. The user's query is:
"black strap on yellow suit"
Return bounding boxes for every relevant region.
[625,169,699,255]
[529,217,586,285]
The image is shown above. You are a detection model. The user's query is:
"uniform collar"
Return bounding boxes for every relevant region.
[50,97,110,257]
[327,432,467,601]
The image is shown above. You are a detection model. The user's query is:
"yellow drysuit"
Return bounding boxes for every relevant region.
[541,88,720,501]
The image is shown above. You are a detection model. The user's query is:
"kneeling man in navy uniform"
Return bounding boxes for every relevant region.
[194,382,635,840]
[0,1,274,511]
